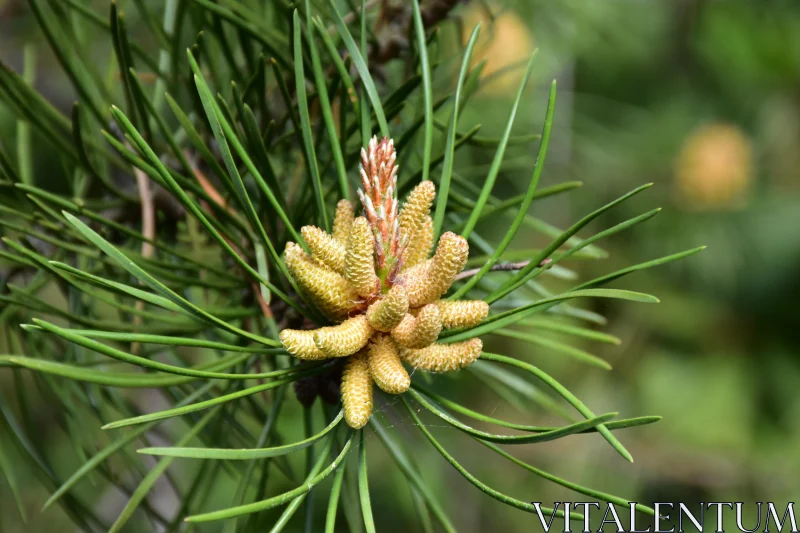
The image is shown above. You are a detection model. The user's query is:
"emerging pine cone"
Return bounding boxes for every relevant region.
[280,136,489,428]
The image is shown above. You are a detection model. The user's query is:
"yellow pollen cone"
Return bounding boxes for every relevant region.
[302,225,346,273]
[391,304,442,349]
[332,199,355,243]
[368,335,410,394]
[402,215,433,269]
[279,329,327,360]
[344,217,380,298]
[399,181,436,252]
[314,315,373,357]
[284,242,357,321]
[402,232,469,307]
[436,300,489,329]
[341,350,373,429]
[401,338,483,373]
[366,285,408,332]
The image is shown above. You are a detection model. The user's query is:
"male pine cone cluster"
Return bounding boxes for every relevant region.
[280,137,488,428]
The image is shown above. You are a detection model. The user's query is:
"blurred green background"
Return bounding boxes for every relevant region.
[1,0,799,531]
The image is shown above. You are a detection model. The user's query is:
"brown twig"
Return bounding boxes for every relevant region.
[129,145,155,354]
[188,156,231,213]
[454,258,552,281]
[133,167,155,260]
[187,157,274,402]
[186,153,274,320]
[253,285,273,319]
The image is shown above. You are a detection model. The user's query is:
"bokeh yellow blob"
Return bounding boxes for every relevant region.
[674,123,753,210]
[461,3,535,96]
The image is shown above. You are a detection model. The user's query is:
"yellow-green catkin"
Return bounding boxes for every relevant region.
[278,329,326,360]
[344,217,380,298]
[401,232,469,307]
[284,242,357,320]
[402,215,433,269]
[399,181,435,249]
[391,303,442,349]
[341,350,373,429]
[401,338,483,373]
[368,335,410,394]
[366,285,408,332]
[436,300,489,329]
[314,315,373,357]
[332,199,355,243]
[301,225,346,273]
